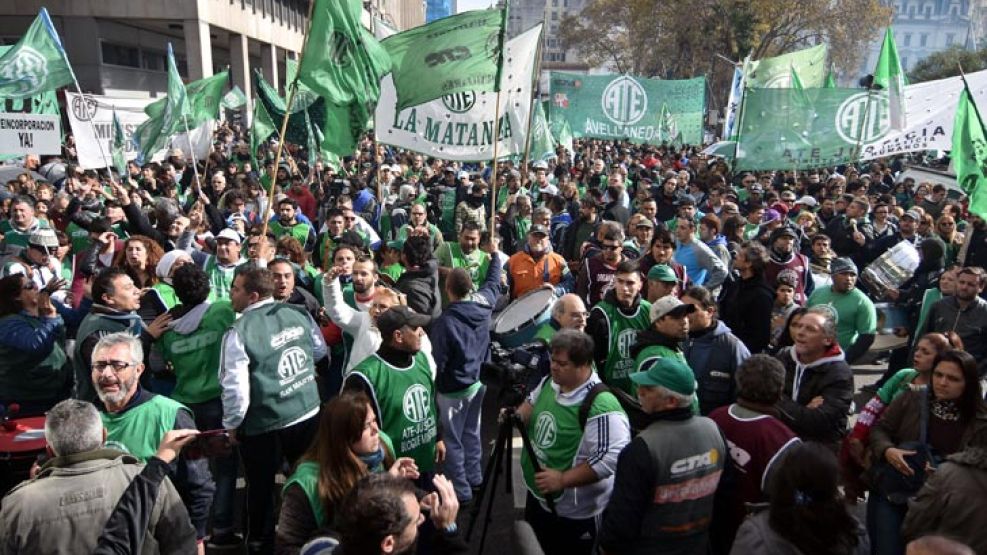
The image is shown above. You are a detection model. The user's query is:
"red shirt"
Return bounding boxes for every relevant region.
[287,187,318,221]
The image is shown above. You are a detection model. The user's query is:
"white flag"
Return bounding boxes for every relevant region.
[374,24,541,161]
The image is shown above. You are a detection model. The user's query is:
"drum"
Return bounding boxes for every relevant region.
[861,240,920,294]
[0,415,47,496]
[492,287,556,348]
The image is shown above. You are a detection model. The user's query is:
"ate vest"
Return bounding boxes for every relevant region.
[159,301,237,405]
[0,314,69,401]
[521,382,623,502]
[102,395,187,461]
[269,220,311,247]
[349,352,438,472]
[593,300,652,395]
[230,303,320,436]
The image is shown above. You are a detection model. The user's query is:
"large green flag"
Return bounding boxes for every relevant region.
[111,109,127,177]
[874,27,907,130]
[382,8,506,111]
[134,44,191,159]
[528,101,556,161]
[298,0,391,107]
[221,86,247,110]
[556,118,574,155]
[951,87,987,219]
[746,44,828,89]
[145,70,228,129]
[0,9,74,99]
[250,99,277,166]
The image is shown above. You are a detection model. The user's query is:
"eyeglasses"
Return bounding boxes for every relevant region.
[92,360,135,373]
[22,281,37,291]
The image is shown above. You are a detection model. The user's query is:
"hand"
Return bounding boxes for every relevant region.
[37,291,57,318]
[884,289,900,301]
[325,265,345,281]
[534,468,565,494]
[435,440,446,464]
[154,429,199,464]
[421,475,459,530]
[885,447,917,476]
[945,331,964,351]
[388,457,420,480]
[807,396,824,409]
[97,231,116,247]
[227,429,239,446]
[43,277,67,294]
[146,312,174,339]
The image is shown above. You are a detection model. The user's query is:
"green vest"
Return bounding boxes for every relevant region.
[269,219,311,246]
[631,344,687,397]
[150,282,180,310]
[0,314,69,401]
[204,256,242,300]
[350,352,438,472]
[593,300,653,395]
[521,381,623,501]
[230,302,320,436]
[102,395,186,461]
[0,219,49,252]
[533,320,559,344]
[73,313,140,403]
[159,301,237,404]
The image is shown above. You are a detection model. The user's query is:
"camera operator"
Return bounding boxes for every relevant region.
[516,330,630,555]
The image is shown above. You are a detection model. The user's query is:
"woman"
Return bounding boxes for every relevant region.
[730,442,869,555]
[0,275,71,415]
[769,307,807,356]
[918,213,935,239]
[868,349,987,555]
[935,214,964,266]
[113,235,164,289]
[871,203,897,242]
[148,249,193,310]
[275,392,419,554]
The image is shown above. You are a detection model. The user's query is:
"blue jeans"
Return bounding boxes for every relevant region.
[436,385,486,501]
[186,398,239,534]
[867,492,908,555]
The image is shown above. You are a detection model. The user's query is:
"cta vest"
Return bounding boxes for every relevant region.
[159,301,236,404]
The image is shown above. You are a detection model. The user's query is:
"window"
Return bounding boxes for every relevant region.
[142,50,166,71]
[946,33,955,46]
[101,42,140,68]
[552,0,558,5]
[920,33,928,46]
[551,11,558,20]
[903,33,911,46]
[902,57,908,69]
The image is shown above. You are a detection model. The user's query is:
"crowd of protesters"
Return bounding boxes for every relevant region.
[0,122,985,555]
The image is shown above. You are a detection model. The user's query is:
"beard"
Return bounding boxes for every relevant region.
[96,373,138,406]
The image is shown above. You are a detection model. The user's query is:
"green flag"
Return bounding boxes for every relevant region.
[657,103,679,144]
[952,86,987,219]
[746,44,828,89]
[0,9,74,99]
[825,65,837,88]
[145,70,227,129]
[111,109,128,177]
[221,86,247,109]
[251,99,277,166]
[528,101,556,161]
[556,118,574,155]
[382,8,506,111]
[134,43,191,159]
[297,0,391,107]
[874,27,907,130]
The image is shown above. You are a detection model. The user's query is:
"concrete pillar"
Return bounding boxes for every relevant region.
[183,19,213,80]
[260,43,279,95]
[229,33,252,126]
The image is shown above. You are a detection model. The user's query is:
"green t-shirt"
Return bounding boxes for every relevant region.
[807,286,877,350]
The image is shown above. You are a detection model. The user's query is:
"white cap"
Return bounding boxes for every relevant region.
[457,170,470,180]
[539,184,559,196]
[649,295,696,323]
[216,228,242,243]
[796,195,818,207]
[532,160,548,170]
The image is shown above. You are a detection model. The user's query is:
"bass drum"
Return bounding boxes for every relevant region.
[492,287,556,348]
[0,415,47,496]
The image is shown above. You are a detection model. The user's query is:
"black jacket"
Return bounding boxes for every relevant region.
[775,346,854,446]
[395,259,441,325]
[718,273,774,354]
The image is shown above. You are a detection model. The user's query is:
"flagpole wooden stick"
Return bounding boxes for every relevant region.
[181,115,202,188]
[489,90,503,235]
[261,0,317,239]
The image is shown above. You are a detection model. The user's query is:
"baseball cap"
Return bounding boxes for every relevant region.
[28,228,58,249]
[649,295,696,323]
[902,209,922,221]
[761,209,781,224]
[532,160,549,170]
[457,170,470,180]
[749,184,764,193]
[528,224,549,236]
[216,228,243,244]
[647,264,676,282]
[796,195,818,207]
[539,184,559,196]
[780,190,797,201]
[830,257,858,276]
[377,305,431,338]
[635,218,655,229]
[629,357,696,396]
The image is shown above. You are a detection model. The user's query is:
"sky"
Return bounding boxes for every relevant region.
[458,0,496,12]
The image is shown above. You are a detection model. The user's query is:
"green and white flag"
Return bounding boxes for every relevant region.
[382,8,507,111]
[556,118,574,155]
[825,65,837,88]
[250,99,277,167]
[746,44,828,89]
[0,9,74,99]
[874,27,907,130]
[134,44,191,159]
[952,86,987,219]
[528,101,556,160]
[297,0,391,107]
[285,57,318,110]
[221,86,247,109]
[145,70,227,129]
[657,103,679,144]
[111,109,127,177]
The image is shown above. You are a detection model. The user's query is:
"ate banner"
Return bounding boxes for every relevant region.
[547,72,706,145]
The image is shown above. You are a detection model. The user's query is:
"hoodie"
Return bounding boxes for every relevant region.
[730,510,869,555]
[775,345,854,446]
[684,320,750,415]
[159,300,236,404]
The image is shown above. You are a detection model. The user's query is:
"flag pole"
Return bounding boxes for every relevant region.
[958,63,987,135]
[489,91,504,235]
[181,115,202,188]
[261,0,317,239]
[519,27,545,179]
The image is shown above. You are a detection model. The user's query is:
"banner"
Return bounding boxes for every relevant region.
[0,113,60,154]
[65,92,211,169]
[722,66,744,139]
[548,72,705,144]
[374,24,541,161]
[746,44,828,89]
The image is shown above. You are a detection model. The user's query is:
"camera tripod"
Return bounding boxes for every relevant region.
[466,408,555,555]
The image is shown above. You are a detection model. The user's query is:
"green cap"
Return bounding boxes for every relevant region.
[629,357,696,396]
[387,239,405,251]
[647,264,677,283]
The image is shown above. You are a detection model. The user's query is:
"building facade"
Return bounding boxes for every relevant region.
[426,0,457,22]
[506,0,592,90]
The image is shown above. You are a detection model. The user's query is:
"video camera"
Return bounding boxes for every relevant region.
[480,341,547,408]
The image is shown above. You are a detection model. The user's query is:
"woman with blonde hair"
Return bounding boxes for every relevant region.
[935,213,964,265]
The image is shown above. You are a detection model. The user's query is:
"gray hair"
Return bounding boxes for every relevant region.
[804,306,838,340]
[533,207,552,222]
[651,385,694,409]
[45,400,103,456]
[92,332,144,365]
[736,354,786,404]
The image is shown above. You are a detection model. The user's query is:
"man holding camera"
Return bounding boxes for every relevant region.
[517,330,630,555]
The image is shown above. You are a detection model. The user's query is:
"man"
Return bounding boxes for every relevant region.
[807,257,877,364]
[285,174,318,221]
[598,357,727,555]
[665,194,701,232]
[91,332,214,549]
[870,209,921,263]
[269,257,321,320]
[204,228,246,300]
[624,217,654,259]
[220,267,326,553]
[313,208,363,271]
[921,266,987,376]
[431,260,501,503]
[0,229,61,290]
[681,286,750,415]
[719,242,775,354]
[506,224,574,300]
[561,196,600,265]
[825,198,873,262]
[602,184,630,226]
[645,264,679,303]
[268,198,316,252]
[519,330,631,555]
[395,235,441,323]
[672,216,726,289]
[575,228,625,307]
[707,355,800,554]
[454,179,487,234]
[0,195,50,256]
[763,226,814,305]
[74,268,171,403]
[587,260,652,411]
[0,400,195,554]
[774,307,854,447]
[345,306,446,477]
[809,233,835,288]
[435,221,490,302]
[397,201,444,253]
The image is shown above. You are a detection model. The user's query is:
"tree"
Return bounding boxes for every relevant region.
[909,45,987,83]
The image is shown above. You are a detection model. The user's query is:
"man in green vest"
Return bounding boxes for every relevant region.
[435,221,490,306]
[344,305,446,480]
[0,196,50,257]
[517,330,631,555]
[396,201,444,253]
[268,198,316,252]
[630,295,695,415]
[91,332,214,549]
[204,228,245,300]
[221,267,326,553]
